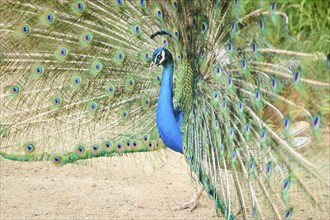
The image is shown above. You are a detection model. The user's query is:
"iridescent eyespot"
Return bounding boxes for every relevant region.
[106,142,111,148]
[259,18,263,29]
[121,110,128,119]
[266,162,272,174]
[245,123,250,132]
[215,66,220,74]
[85,33,91,41]
[201,22,207,33]
[283,117,290,129]
[232,150,236,159]
[36,66,42,74]
[285,208,293,219]
[46,12,54,23]
[173,1,178,9]
[90,61,103,75]
[239,102,243,109]
[241,59,246,68]
[192,18,196,26]
[229,128,233,136]
[52,156,62,165]
[75,145,86,156]
[227,77,232,86]
[255,90,260,99]
[18,24,31,35]
[252,42,256,52]
[56,46,69,60]
[11,85,20,94]
[228,42,232,51]
[77,1,84,11]
[23,25,29,33]
[271,2,276,11]
[54,156,60,162]
[105,83,116,96]
[104,140,113,152]
[21,24,30,34]
[231,21,235,30]
[313,115,320,128]
[55,97,60,104]
[51,96,62,107]
[261,129,266,140]
[88,101,98,113]
[24,143,35,154]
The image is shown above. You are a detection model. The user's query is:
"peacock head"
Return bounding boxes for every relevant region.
[149,47,173,72]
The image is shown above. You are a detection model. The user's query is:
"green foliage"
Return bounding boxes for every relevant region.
[278,0,330,54]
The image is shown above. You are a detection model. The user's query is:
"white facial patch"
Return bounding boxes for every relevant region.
[159,50,165,64]
[154,50,166,64]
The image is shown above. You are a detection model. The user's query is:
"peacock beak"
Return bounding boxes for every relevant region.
[149,61,157,73]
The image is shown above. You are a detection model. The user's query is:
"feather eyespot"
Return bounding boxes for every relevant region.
[76,1,84,11]
[24,143,35,154]
[12,85,20,94]
[46,13,54,23]
[85,33,91,41]
[103,140,113,152]
[19,24,31,35]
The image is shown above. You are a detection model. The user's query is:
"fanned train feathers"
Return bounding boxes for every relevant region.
[0,0,329,219]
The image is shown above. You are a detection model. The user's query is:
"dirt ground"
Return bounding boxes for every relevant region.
[0,150,216,220]
[1,139,329,220]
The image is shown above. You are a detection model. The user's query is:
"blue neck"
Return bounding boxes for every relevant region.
[156,61,183,154]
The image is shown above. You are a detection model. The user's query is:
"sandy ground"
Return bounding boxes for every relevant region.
[0,150,216,220]
[1,136,329,220]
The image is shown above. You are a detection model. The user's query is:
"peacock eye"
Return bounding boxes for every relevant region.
[157,55,162,60]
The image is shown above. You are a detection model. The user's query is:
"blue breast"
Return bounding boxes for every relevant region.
[156,62,183,154]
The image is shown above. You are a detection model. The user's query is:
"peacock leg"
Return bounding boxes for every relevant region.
[175,187,204,212]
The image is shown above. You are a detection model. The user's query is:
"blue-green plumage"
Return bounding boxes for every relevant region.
[152,47,183,153]
[0,0,329,219]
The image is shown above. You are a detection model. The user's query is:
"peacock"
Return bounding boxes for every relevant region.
[0,0,329,219]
